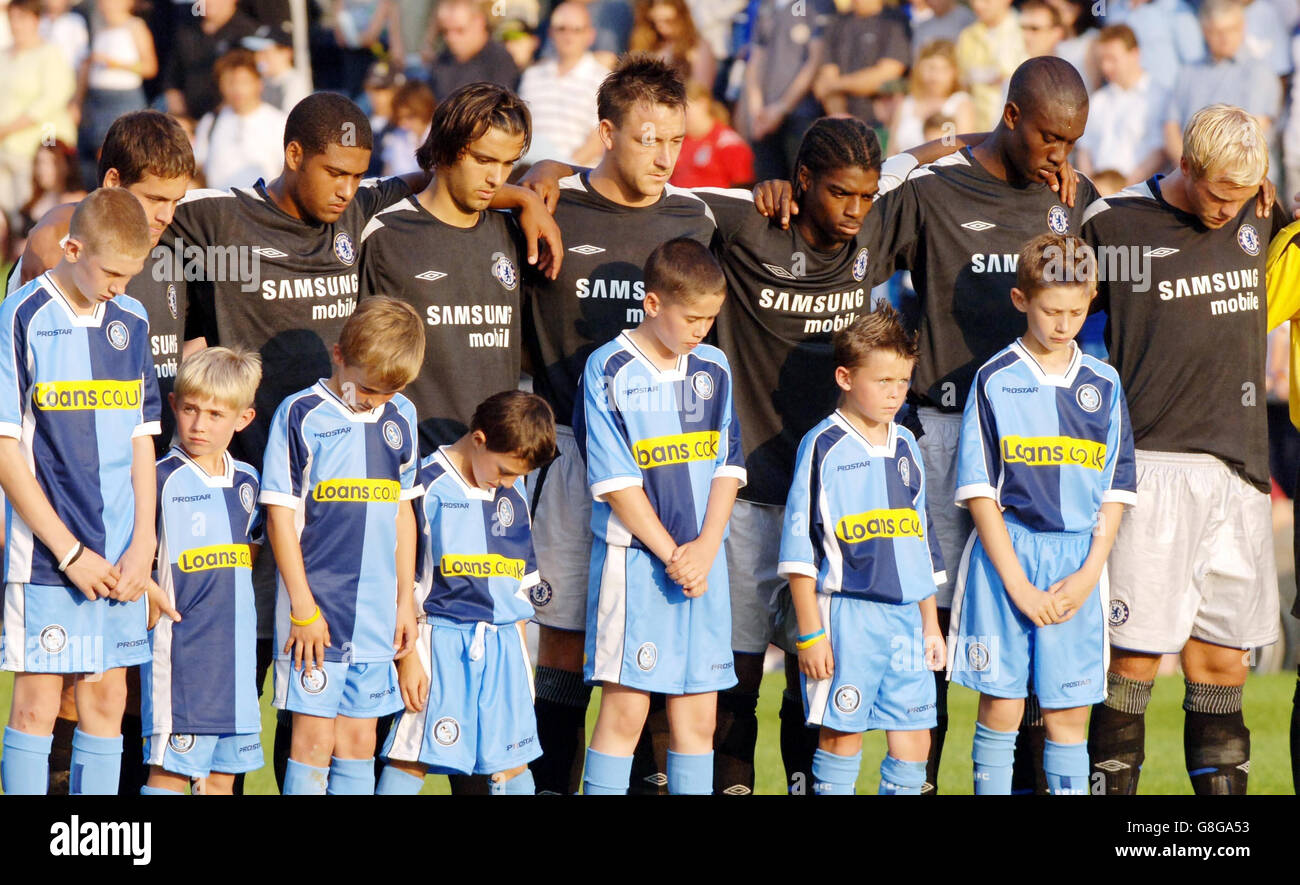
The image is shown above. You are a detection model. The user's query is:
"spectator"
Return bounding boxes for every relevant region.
[670,78,753,188]
[500,17,541,70]
[812,0,909,127]
[540,0,632,60]
[379,79,434,176]
[1243,0,1292,75]
[955,0,1026,130]
[1076,26,1170,184]
[162,0,259,120]
[193,47,286,190]
[243,24,310,113]
[1100,0,1204,94]
[40,0,88,70]
[629,0,716,88]
[1090,167,1127,195]
[1046,0,1101,85]
[75,0,156,187]
[1163,0,1279,165]
[1075,24,1167,185]
[742,0,835,181]
[0,0,75,218]
[686,0,746,64]
[424,0,520,99]
[911,0,976,54]
[889,38,974,154]
[518,0,608,165]
[1019,0,1064,59]
[18,138,84,235]
[331,0,403,98]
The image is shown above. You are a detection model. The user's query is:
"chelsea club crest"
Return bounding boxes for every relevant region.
[1237,224,1260,256]
[852,247,869,282]
[1047,205,1069,234]
[334,232,356,265]
[491,252,519,290]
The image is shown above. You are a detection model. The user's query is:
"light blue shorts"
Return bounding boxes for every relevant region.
[144,732,264,778]
[273,658,403,719]
[802,594,938,733]
[585,543,737,695]
[1,582,148,673]
[383,619,540,776]
[948,522,1106,709]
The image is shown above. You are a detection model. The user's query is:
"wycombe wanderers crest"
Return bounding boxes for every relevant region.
[107,321,129,350]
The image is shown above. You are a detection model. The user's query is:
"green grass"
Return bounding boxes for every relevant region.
[4,670,1292,794]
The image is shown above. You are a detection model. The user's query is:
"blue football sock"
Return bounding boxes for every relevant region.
[376,765,424,795]
[666,750,713,795]
[972,722,1017,795]
[2,727,52,795]
[1043,739,1090,795]
[327,756,375,795]
[283,758,330,795]
[582,748,632,795]
[878,755,927,795]
[140,784,183,795]
[812,747,861,795]
[490,769,536,795]
[69,729,123,795]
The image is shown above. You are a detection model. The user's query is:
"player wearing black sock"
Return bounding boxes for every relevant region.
[1183,681,1250,795]
[1088,671,1152,795]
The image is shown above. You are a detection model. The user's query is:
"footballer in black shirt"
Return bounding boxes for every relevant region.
[1082,105,1283,796]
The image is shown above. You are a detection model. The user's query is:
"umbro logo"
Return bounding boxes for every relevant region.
[961,220,996,232]
[1144,247,1179,258]
[762,262,798,280]
[569,244,605,255]
[252,247,287,258]
[415,270,447,282]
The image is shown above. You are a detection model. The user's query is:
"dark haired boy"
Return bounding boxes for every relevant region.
[577,238,745,795]
[377,390,559,795]
[359,81,533,456]
[778,305,946,796]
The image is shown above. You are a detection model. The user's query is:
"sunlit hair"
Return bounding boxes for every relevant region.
[174,346,262,410]
[68,187,151,259]
[1181,103,1268,188]
[337,296,426,390]
[1016,232,1097,298]
[833,305,918,370]
[644,237,725,303]
[471,390,558,469]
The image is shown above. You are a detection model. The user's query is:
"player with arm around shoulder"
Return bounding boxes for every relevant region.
[261,297,425,795]
[950,234,1136,794]
[778,307,947,795]
[377,391,559,795]
[141,347,265,794]
[579,239,746,795]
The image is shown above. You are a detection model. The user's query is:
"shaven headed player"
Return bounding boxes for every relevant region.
[1083,105,1284,795]
[142,347,264,795]
[378,392,558,796]
[261,297,425,795]
[578,238,745,795]
[951,234,1135,795]
[779,307,946,796]
[0,189,159,795]
[359,82,532,456]
[523,55,716,794]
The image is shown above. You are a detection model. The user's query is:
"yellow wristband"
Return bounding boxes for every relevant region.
[290,606,321,627]
[795,631,826,651]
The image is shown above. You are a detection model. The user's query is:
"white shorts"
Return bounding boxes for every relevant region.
[916,408,973,609]
[724,499,786,655]
[527,425,593,632]
[1107,451,1280,654]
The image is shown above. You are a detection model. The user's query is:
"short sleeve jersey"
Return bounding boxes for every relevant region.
[690,185,885,505]
[865,148,1100,411]
[824,10,911,124]
[778,414,945,603]
[577,333,746,548]
[145,448,263,735]
[359,199,525,455]
[0,274,161,586]
[956,341,1138,533]
[174,176,412,463]
[1081,176,1283,492]
[414,449,539,626]
[522,173,717,426]
[260,381,421,663]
